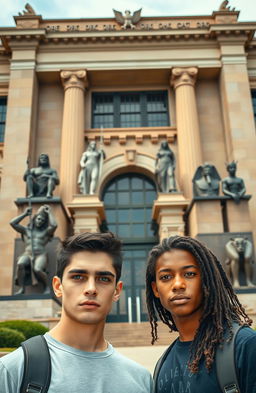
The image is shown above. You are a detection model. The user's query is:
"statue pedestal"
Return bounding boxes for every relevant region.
[67,195,105,233]
[187,197,224,237]
[226,197,252,232]
[0,295,60,321]
[152,193,189,241]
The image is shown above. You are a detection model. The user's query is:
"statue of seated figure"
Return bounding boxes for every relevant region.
[222,161,246,204]
[193,163,221,197]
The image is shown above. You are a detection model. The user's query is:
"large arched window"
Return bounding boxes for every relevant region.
[102,173,158,322]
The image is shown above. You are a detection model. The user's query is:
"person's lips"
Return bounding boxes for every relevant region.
[79,301,100,309]
[170,295,190,305]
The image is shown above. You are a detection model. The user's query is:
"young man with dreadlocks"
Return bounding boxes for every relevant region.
[146,235,256,393]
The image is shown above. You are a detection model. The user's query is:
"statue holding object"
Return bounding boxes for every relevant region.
[10,205,57,295]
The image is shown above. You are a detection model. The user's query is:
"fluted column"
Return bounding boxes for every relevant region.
[60,70,88,205]
[171,67,203,198]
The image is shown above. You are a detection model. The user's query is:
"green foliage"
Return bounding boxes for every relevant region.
[0,320,48,340]
[0,327,25,348]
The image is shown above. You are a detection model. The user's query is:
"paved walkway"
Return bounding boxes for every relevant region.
[116,345,167,374]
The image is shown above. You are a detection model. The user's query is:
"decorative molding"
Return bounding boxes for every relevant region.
[60,69,88,91]
[84,126,177,145]
[171,67,198,89]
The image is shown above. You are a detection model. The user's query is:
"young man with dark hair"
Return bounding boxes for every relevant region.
[146,235,256,393]
[1,232,153,393]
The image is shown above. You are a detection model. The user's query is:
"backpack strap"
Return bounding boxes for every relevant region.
[20,335,51,393]
[153,339,177,393]
[216,322,243,393]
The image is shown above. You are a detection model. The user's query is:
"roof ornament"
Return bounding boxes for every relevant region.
[218,0,236,11]
[113,9,142,29]
[18,3,36,16]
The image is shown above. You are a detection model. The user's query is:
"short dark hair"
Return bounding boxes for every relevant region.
[146,235,252,372]
[56,232,123,282]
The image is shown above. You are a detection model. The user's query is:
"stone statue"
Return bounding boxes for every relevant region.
[218,0,235,11]
[193,163,221,197]
[24,154,59,198]
[10,205,57,295]
[18,3,36,16]
[155,141,177,193]
[78,141,105,195]
[225,237,255,288]
[222,161,246,203]
[113,9,142,29]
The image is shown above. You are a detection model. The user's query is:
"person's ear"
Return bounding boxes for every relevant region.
[113,281,123,302]
[151,281,160,298]
[52,276,62,298]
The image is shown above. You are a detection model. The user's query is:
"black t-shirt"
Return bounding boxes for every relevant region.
[156,327,256,393]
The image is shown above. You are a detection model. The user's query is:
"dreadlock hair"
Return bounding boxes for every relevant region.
[146,235,252,373]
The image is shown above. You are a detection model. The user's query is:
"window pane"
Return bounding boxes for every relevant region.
[145,190,157,203]
[120,114,140,127]
[94,114,114,128]
[118,224,130,237]
[117,177,129,190]
[106,209,116,222]
[117,209,130,223]
[117,192,130,205]
[148,113,168,127]
[131,209,144,223]
[132,224,145,237]
[131,191,144,204]
[104,192,116,205]
[131,177,143,189]
[120,95,140,113]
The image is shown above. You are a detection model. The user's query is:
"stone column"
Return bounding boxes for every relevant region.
[60,70,88,206]
[171,67,203,198]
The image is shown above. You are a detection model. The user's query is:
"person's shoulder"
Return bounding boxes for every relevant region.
[236,326,256,347]
[0,347,24,366]
[113,349,151,375]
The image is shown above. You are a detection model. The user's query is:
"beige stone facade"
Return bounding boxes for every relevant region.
[0,5,256,322]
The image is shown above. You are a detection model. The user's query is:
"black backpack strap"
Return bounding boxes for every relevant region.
[153,339,177,393]
[20,335,51,393]
[216,323,243,393]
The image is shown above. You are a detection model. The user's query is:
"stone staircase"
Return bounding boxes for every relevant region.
[104,321,178,347]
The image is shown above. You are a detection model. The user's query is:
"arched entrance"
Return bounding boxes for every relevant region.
[102,173,158,322]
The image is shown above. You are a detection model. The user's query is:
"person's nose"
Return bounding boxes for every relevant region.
[83,277,97,296]
[172,274,186,291]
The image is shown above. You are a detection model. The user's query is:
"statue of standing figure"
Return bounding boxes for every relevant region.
[193,163,221,197]
[23,154,59,198]
[78,141,105,195]
[222,161,246,203]
[155,141,177,193]
[10,205,57,295]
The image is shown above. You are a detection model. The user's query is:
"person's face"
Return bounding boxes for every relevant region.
[39,154,49,166]
[152,249,203,324]
[202,165,211,176]
[53,251,122,326]
[90,142,96,151]
[228,165,236,176]
[34,214,46,228]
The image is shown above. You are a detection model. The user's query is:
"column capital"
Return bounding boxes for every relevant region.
[170,67,198,89]
[60,70,88,91]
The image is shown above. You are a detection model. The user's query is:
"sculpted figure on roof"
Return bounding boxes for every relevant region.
[113,9,142,29]
[18,3,36,16]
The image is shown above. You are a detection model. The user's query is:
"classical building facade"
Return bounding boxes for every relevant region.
[0,3,256,323]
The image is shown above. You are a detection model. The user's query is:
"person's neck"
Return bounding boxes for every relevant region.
[173,315,201,342]
[49,316,107,352]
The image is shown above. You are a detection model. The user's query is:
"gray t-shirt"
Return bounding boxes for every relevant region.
[0,333,153,393]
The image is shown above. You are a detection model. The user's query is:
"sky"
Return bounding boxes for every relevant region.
[0,0,255,27]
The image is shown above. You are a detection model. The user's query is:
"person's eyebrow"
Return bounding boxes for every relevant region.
[158,265,199,273]
[68,269,115,277]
